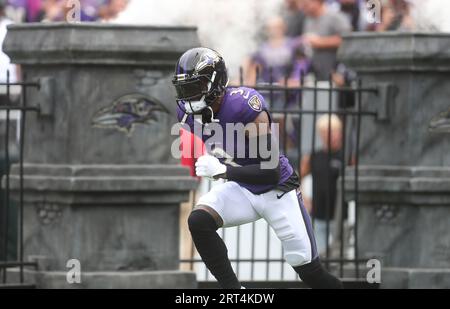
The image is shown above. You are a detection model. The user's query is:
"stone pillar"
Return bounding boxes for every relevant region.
[339,33,450,288]
[3,23,199,288]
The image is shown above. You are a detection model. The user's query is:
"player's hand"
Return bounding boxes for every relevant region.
[195,155,227,179]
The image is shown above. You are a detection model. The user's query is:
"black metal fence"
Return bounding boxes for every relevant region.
[0,72,39,288]
[180,69,379,288]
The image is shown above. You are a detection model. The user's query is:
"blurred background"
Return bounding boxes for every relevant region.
[0,0,449,289]
[2,0,450,80]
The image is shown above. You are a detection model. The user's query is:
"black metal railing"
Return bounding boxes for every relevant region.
[180,68,379,288]
[0,72,39,288]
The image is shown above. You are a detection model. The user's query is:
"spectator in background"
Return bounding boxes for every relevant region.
[338,0,361,31]
[6,0,41,22]
[332,62,357,109]
[0,0,17,83]
[81,0,104,21]
[75,0,102,21]
[283,0,306,37]
[302,0,351,80]
[244,16,307,156]
[283,44,312,161]
[98,0,129,22]
[37,0,102,22]
[300,114,343,255]
[376,0,414,32]
[288,44,312,87]
[36,0,64,22]
[7,0,106,23]
[245,16,303,90]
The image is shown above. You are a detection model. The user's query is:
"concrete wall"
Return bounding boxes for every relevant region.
[339,32,450,288]
[3,23,200,288]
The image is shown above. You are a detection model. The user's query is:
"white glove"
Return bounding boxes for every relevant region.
[195,155,227,179]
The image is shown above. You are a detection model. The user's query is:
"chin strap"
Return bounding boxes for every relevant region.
[179,71,219,125]
[180,112,188,125]
[180,105,217,126]
[207,106,219,123]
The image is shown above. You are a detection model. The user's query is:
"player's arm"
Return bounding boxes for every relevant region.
[224,111,280,184]
[195,111,280,185]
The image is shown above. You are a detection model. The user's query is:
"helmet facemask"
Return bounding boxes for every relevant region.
[173,71,217,114]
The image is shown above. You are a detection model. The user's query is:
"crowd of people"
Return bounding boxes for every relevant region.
[244,0,415,85]
[0,0,130,82]
[3,0,129,23]
[241,0,414,255]
[0,0,416,83]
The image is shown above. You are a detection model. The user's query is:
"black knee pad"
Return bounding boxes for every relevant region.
[187,210,240,289]
[188,210,218,234]
[294,258,343,289]
[295,258,321,277]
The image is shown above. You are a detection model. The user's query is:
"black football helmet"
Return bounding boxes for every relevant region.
[172,47,229,115]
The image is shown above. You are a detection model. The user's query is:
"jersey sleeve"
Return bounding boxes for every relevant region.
[233,87,269,124]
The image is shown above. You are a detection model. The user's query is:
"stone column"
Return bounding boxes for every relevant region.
[3,23,199,288]
[339,32,450,288]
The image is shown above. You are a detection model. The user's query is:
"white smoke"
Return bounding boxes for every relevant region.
[113,0,450,79]
[409,0,450,32]
[114,0,283,79]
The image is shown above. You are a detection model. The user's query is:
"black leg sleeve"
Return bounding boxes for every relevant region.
[294,258,343,289]
[188,210,241,289]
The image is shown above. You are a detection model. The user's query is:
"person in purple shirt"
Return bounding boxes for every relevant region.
[246,16,297,87]
[9,0,100,22]
[7,0,40,22]
[172,47,342,289]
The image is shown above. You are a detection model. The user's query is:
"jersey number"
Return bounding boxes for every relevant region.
[230,89,250,100]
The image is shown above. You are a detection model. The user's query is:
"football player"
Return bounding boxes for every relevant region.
[172,47,342,289]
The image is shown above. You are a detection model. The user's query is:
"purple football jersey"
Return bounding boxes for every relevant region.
[177,87,294,194]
